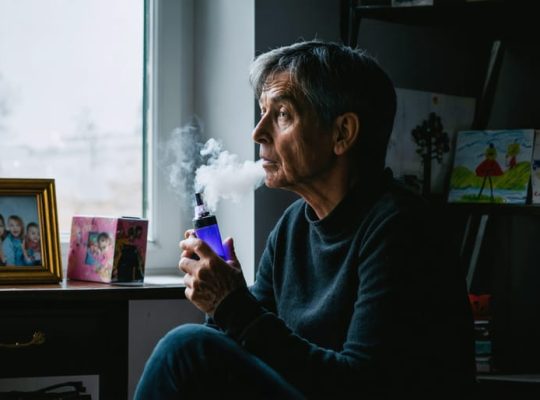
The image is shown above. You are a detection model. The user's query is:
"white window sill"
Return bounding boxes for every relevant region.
[143,274,184,285]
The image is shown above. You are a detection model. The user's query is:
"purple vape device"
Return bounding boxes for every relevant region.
[193,192,226,259]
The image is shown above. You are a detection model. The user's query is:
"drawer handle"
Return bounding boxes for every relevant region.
[0,331,46,349]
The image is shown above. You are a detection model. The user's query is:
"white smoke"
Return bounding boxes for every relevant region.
[161,117,203,199]
[161,117,265,212]
[195,138,265,212]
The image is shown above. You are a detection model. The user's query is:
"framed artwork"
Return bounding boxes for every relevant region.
[447,129,535,204]
[530,130,540,204]
[0,178,62,283]
[386,88,475,195]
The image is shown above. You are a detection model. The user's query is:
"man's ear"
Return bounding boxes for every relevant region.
[333,112,359,156]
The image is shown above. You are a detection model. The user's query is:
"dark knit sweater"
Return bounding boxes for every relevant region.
[214,171,475,398]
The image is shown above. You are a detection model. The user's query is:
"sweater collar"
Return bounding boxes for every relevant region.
[304,168,392,238]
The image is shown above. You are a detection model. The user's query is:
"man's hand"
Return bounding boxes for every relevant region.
[179,230,246,315]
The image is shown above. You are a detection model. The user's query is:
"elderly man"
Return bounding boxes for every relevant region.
[135,40,475,399]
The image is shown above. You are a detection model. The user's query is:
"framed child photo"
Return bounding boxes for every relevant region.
[0,178,62,284]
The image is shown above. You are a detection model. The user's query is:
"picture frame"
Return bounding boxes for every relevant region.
[447,129,534,204]
[0,178,62,283]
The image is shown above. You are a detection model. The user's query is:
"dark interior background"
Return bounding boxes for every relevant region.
[253,0,540,374]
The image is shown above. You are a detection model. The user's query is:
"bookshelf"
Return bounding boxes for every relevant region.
[340,0,540,391]
[446,203,540,217]
[341,0,536,42]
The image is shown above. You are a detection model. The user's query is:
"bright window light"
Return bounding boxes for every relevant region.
[0,0,145,235]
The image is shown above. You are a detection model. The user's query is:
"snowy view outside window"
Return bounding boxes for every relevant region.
[0,0,145,235]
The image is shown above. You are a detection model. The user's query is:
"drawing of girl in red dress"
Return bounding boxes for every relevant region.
[475,143,503,200]
[506,140,520,169]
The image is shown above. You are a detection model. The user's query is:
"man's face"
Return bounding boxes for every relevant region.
[252,72,336,191]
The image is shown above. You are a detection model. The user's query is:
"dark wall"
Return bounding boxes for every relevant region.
[472,214,540,373]
[474,41,540,370]
[254,0,341,265]
[356,19,489,97]
[490,42,540,129]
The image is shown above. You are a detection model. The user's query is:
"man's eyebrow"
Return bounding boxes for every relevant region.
[262,93,302,111]
[273,94,296,103]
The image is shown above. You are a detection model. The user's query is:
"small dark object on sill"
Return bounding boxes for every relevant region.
[0,381,91,400]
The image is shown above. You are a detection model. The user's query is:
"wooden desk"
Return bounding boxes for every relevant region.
[0,279,185,400]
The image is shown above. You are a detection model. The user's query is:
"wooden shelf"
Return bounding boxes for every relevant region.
[478,373,540,383]
[444,203,540,216]
[0,277,186,302]
[354,1,533,25]
[343,0,538,47]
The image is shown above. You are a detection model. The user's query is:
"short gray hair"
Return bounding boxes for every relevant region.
[250,40,396,172]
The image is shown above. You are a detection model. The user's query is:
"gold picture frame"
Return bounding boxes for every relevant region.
[0,178,62,283]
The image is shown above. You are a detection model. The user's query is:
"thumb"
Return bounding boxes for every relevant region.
[223,237,239,264]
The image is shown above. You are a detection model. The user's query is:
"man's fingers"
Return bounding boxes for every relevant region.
[183,273,193,288]
[179,230,197,254]
[184,229,196,239]
[180,236,216,259]
[181,249,193,258]
[223,237,236,262]
[179,256,198,274]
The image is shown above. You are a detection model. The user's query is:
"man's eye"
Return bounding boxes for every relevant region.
[278,110,289,120]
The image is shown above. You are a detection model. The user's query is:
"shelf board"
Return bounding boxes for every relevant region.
[477,373,540,384]
[444,203,540,216]
[353,1,537,38]
[0,277,186,302]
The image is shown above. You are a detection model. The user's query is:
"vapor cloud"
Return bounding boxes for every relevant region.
[161,117,265,212]
[195,138,265,212]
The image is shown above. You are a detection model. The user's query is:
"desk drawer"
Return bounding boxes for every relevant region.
[0,305,117,378]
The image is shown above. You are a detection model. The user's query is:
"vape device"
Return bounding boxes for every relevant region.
[193,192,226,259]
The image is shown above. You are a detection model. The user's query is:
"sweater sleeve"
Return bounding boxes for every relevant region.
[213,204,445,397]
[213,227,278,337]
[247,232,277,313]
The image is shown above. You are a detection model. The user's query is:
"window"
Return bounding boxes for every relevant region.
[1,0,199,273]
[0,0,145,236]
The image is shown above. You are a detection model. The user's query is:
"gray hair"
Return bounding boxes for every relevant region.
[250,40,396,172]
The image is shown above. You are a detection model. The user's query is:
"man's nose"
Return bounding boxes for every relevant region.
[251,116,270,144]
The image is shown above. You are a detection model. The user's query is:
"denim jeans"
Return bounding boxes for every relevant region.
[134,324,304,399]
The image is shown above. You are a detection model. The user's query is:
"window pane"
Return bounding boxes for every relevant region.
[0,0,145,234]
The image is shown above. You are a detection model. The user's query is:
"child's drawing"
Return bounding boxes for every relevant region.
[448,129,534,204]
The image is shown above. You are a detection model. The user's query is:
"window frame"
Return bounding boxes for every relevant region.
[140,0,194,274]
[55,0,193,275]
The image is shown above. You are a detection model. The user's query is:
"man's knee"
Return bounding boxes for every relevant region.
[155,323,226,358]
